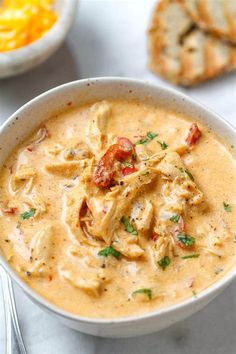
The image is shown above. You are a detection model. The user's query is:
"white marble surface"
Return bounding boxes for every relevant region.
[0,1,236,353]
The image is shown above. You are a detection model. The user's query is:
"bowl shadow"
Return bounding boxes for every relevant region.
[0,43,79,123]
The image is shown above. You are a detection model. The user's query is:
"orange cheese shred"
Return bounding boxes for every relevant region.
[0,0,57,52]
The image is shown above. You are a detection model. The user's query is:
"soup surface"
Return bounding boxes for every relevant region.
[0,100,236,318]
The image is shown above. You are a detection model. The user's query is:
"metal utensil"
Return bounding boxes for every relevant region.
[0,265,27,354]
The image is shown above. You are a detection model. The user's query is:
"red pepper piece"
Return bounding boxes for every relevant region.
[94,137,136,188]
[3,207,18,215]
[186,123,201,147]
[121,166,138,176]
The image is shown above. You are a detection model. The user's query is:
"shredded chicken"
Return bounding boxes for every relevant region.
[63,147,90,161]
[15,225,54,277]
[131,199,154,232]
[112,231,144,259]
[59,245,110,296]
[11,165,36,192]
[28,225,53,275]
[45,160,88,178]
[149,235,174,269]
[87,165,160,244]
[86,101,111,157]
[24,190,47,217]
[59,267,107,296]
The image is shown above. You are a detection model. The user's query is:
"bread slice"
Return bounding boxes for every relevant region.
[148,0,236,86]
[182,0,236,44]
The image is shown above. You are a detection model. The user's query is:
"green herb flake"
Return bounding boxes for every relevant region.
[177,234,196,247]
[158,256,171,270]
[147,132,157,140]
[178,167,194,181]
[121,161,133,168]
[98,246,121,260]
[136,132,157,145]
[181,253,199,259]
[170,214,180,223]
[223,202,232,212]
[158,140,168,150]
[121,216,138,235]
[185,169,194,181]
[132,288,152,300]
[20,208,36,220]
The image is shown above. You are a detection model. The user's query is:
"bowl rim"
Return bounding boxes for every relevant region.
[0,76,236,325]
[0,0,78,61]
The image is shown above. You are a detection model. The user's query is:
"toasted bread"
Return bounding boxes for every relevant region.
[148,0,236,86]
[182,0,236,44]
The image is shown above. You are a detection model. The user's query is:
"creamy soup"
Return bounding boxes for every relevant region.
[0,100,236,319]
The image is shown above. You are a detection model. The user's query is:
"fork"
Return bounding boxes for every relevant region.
[0,265,27,354]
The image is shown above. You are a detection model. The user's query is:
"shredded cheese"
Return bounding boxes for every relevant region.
[0,0,57,52]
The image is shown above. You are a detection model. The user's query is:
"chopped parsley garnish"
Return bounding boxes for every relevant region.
[98,246,121,260]
[178,167,194,181]
[132,288,152,300]
[121,216,138,235]
[20,208,36,220]
[177,234,196,247]
[181,253,199,259]
[185,169,194,181]
[158,256,171,270]
[158,140,168,150]
[136,132,157,145]
[223,202,232,212]
[121,161,133,168]
[147,132,157,140]
[170,214,180,223]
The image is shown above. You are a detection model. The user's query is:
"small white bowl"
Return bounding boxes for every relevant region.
[0,0,78,79]
[0,78,235,337]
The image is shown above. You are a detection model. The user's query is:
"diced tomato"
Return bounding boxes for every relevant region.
[3,207,17,215]
[94,137,136,188]
[186,123,201,147]
[186,277,195,288]
[150,233,158,241]
[93,145,119,187]
[117,137,134,150]
[121,166,137,176]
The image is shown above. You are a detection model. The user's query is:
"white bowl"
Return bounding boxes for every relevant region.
[0,78,235,338]
[0,0,78,79]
